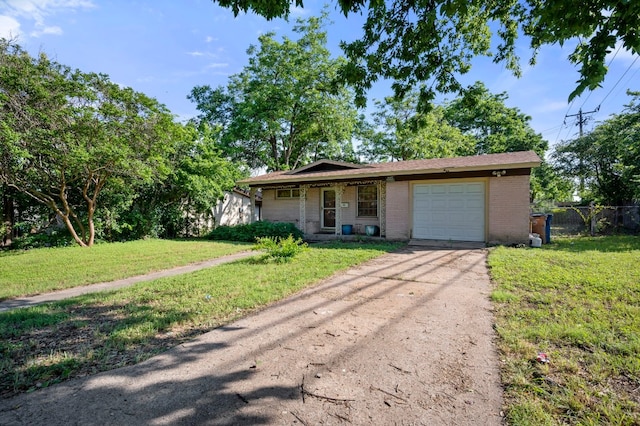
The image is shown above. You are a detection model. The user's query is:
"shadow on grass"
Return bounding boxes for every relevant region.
[0,300,200,397]
[0,245,491,425]
[542,235,640,253]
[0,241,403,399]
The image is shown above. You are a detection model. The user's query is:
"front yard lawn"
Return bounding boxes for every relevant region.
[0,239,251,300]
[0,241,401,397]
[489,235,640,425]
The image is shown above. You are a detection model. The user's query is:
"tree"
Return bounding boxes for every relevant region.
[442,82,570,203]
[211,0,640,110]
[443,82,548,156]
[0,40,179,247]
[529,162,574,207]
[120,124,245,239]
[358,91,474,162]
[189,13,359,171]
[552,91,640,205]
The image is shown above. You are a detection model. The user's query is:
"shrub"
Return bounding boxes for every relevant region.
[254,235,307,262]
[207,221,304,242]
[11,228,74,250]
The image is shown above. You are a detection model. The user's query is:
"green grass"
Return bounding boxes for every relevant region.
[0,241,401,397]
[0,239,251,300]
[488,235,640,425]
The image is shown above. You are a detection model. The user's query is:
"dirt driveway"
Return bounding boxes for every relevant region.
[0,246,503,425]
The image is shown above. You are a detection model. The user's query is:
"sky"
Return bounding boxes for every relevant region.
[1,0,639,149]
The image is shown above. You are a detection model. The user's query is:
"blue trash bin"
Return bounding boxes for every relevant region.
[545,214,553,243]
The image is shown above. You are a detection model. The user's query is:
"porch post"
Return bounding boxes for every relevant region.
[299,185,308,234]
[249,188,257,223]
[335,183,346,235]
[378,180,387,237]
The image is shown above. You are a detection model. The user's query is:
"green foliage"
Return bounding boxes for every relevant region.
[0,40,243,245]
[359,90,475,162]
[189,12,359,171]
[529,162,574,206]
[114,123,245,241]
[0,40,180,247]
[11,228,74,250]
[489,236,640,424]
[444,82,548,156]
[552,91,640,205]
[207,221,303,242]
[212,0,640,109]
[254,235,308,262]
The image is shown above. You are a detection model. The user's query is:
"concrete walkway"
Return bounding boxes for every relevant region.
[0,250,257,313]
[0,246,503,425]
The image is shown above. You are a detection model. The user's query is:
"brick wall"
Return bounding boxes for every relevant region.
[305,188,321,233]
[385,181,411,240]
[487,175,531,244]
[260,174,531,244]
[261,189,299,226]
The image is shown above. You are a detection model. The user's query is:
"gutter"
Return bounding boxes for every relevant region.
[238,161,541,187]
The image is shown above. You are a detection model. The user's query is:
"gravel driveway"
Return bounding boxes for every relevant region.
[0,245,503,425]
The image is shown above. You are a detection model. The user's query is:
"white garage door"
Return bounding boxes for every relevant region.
[413,182,485,242]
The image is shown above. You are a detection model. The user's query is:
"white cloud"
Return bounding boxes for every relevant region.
[1,0,95,39]
[206,63,228,69]
[0,15,21,39]
[205,36,217,43]
[187,51,221,58]
[31,25,62,37]
[289,6,308,16]
[531,101,569,114]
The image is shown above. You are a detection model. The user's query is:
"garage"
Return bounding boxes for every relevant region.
[412,182,485,242]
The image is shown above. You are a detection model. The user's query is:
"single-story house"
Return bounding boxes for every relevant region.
[210,188,262,227]
[238,151,541,244]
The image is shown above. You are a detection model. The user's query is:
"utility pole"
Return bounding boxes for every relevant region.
[565,107,599,137]
[565,107,599,195]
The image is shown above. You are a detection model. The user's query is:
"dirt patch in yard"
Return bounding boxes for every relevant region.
[0,246,504,425]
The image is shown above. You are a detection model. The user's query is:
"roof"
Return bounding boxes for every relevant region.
[231,187,262,201]
[238,151,542,187]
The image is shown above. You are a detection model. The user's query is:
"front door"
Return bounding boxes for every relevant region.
[322,189,336,229]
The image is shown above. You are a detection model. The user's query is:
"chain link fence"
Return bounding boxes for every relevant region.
[544,205,640,236]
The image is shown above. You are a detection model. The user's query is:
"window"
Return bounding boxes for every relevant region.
[358,185,378,217]
[276,188,300,199]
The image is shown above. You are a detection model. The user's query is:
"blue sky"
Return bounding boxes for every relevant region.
[1,0,639,149]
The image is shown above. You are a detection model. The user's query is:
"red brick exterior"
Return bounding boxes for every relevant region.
[487,175,531,244]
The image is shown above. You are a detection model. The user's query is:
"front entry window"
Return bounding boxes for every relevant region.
[358,185,378,217]
[322,189,336,228]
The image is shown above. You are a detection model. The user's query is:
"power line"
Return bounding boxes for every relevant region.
[553,98,577,145]
[599,56,639,108]
[561,51,639,141]
[540,124,564,134]
[580,43,623,110]
[608,62,640,107]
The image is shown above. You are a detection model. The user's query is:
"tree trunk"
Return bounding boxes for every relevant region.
[57,211,88,247]
[1,187,15,247]
[87,202,96,246]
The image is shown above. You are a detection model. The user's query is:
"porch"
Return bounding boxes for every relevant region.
[252,179,388,238]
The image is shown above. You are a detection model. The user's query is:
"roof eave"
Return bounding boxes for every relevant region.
[238,160,541,187]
